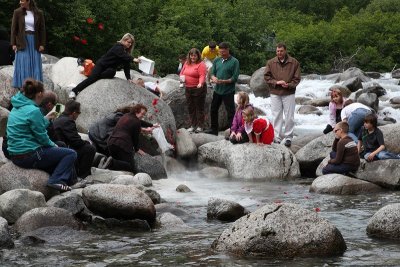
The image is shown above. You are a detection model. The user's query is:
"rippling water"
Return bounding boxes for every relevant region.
[2,171,400,266]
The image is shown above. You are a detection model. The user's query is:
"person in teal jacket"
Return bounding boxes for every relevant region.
[6,79,77,192]
[204,42,239,135]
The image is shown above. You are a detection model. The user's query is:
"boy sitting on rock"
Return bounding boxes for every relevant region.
[357,113,400,161]
[322,121,360,175]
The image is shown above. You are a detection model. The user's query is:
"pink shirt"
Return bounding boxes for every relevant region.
[180,61,207,88]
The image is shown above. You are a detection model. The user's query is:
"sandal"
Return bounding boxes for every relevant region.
[47,183,72,192]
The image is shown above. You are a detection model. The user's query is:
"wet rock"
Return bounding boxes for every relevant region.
[237,74,251,84]
[310,174,383,195]
[249,67,269,97]
[176,184,191,193]
[290,133,323,154]
[200,166,229,179]
[335,67,370,83]
[297,105,322,116]
[377,124,400,154]
[20,226,92,246]
[357,93,378,111]
[207,198,245,222]
[0,162,58,200]
[341,77,363,92]
[155,203,191,221]
[392,68,400,79]
[190,133,225,148]
[0,217,14,248]
[295,97,312,105]
[365,72,381,79]
[110,174,137,185]
[296,132,333,177]
[132,173,153,186]
[111,173,153,187]
[390,96,400,105]
[14,207,80,235]
[156,212,187,229]
[0,189,46,223]
[235,84,252,94]
[0,107,9,137]
[355,159,400,189]
[133,154,167,179]
[367,203,400,239]
[162,156,186,175]
[175,128,197,158]
[82,184,156,223]
[86,168,128,184]
[144,188,161,204]
[199,140,300,180]
[47,192,86,215]
[91,216,151,231]
[356,83,386,98]
[304,98,330,107]
[211,203,346,257]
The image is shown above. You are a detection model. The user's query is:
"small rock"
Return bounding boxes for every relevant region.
[207,198,246,222]
[176,184,191,193]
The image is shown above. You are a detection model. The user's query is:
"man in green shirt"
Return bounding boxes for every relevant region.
[204,42,240,135]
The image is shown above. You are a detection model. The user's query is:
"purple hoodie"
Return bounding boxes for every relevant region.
[231,104,253,134]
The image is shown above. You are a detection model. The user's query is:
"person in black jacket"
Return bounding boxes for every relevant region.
[107,104,158,173]
[53,100,96,178]
[0,28,14,66]
[69,33,140,99]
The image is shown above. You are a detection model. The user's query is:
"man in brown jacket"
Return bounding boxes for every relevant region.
[322,121,360,175]
[264,43,301,147]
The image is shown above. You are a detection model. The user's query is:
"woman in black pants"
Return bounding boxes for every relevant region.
[106,104,158,173]
[69,33,139,99]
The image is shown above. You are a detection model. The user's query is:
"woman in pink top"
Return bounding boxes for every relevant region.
[180,48,207,133]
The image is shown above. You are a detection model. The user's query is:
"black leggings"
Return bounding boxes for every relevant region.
[107,144,136,173]
[72,64,116,95]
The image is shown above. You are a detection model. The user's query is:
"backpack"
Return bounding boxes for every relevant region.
[77,58,95,77]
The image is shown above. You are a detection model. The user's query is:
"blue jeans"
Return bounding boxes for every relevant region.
[11,146,77,185]
[348,108,371,141]
[364,150,400,161]
[322,151,358,175]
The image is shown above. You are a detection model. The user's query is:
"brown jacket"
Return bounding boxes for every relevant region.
[329,136,360,168]
[11,7,46,50]
[264,55,301,96]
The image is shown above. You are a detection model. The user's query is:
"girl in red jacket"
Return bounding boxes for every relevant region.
[242,106,274,145]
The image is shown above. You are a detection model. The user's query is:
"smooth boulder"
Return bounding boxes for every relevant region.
[47,192,86,215]
[355,159,400,189]
[367,203,400,239]
[175,128,197,158]
[0,66,18,108]
[249,67,269,97]
[0,217,14,248]
[211,203,346,257]
[207,198,245,222]
[0,107,9,137]
[133,154,167,179]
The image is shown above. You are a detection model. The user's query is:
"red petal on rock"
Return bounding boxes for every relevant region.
[315,207,321,212]
[152,98,159,106]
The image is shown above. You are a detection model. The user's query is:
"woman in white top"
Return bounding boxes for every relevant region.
[11,0,46,89]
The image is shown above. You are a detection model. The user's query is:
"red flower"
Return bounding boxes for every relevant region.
[73,36,80,41]
[315,207,321,212]
[86,18,94,24]
[155,109,159,113]
[152,98,159,106]
[81,39,88,45]
[98,23,104,30]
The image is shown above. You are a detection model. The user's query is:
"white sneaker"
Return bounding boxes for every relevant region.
[195,127,203,133]
[68,91,76,100]
[187,127,194,133]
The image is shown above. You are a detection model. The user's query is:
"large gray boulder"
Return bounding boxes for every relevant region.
[367,204,400,239]
[0,162,58,200]
[237,74,251,84]
[290,133,323,154]
[190,132,225,148]
[295,132,334,177]
[379,124,400,154]
[357,92,378,111]
[0,107,9,137]
[74,78,176,140]
[355,82,386,98]
[41,54,60,64]
[0,217,13,248]
[50,57,85,89]
[207,198,246,222]
[341,77,363,92]
[14,207,80,235]
[335,67,370,83]
[392,68,400,79]
[355,159,400,189]
[0,189,47,224]
[310,174,383,195]
[198,140,300,180]
[0,66,18,108]
[297,105,322,116]
[211,203,346,257]
[47,192,86,216]
[133,154,167,179]
[156,212,188,230]
[175,128,197,158]
[249,67,269,97]
[82,184,156,223]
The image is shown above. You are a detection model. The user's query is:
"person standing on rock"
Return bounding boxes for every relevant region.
[264,43,301,147]
[6,79,77,192]
[53,100,96,179]
[11,0,46,89]
[180,48,207,133]
[69,33,140,99]
[204,42,239,136]
[201,41,220,87]
[322,121,360,175]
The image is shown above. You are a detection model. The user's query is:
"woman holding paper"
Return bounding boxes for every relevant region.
[70,33,140,99]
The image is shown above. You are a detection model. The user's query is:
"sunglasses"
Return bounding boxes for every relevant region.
[334,128,341,133]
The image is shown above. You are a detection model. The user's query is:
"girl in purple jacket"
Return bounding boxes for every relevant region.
[229,92,251,144]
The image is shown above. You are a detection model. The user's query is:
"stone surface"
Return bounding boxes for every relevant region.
[341,77,363,92]
[50,57,86,88]
[0,217,14,248]
[0,162,58,200]
[310,174,383,195]
[304,98,330,107]
[0,189,47,224]
[391,68,400,79]
[207,198,245,222]
[290,133,323,154]
[82,184,156,223]
[249,67,269,97]
[0,66,18,108]
[133,173,153,187]
[144,188,161,205]
[111,173,153,186]
[211,203,346,257]
[355,82,386,98]
[0,107,9,137]
[176,184,191,193]
[156,212,188,229]
[133,154,167,179]
[297,105,322,116]
[190,132,225,148]
[175,128,197,158]
[47,192,86,215]
[335,67,370,83]
[14,207,80,235]
[355,159,400,189]
[199,166,229,179]
[199,140,300,180]
[357,92,378,111]
[367,203,400,239]
[237,74,251,84]
[379,123,400,154]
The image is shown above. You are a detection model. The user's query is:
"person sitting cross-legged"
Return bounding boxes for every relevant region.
[322,121,360,175]
[357,113,400,161]
[53,100,96,179]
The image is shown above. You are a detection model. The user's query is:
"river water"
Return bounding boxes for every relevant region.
[2,75,400,266]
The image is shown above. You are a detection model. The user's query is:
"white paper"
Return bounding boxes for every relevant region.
[138,56,155,75]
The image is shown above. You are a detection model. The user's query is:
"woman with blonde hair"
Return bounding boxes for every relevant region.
[323,86,347,134]
[70,33,140,99]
